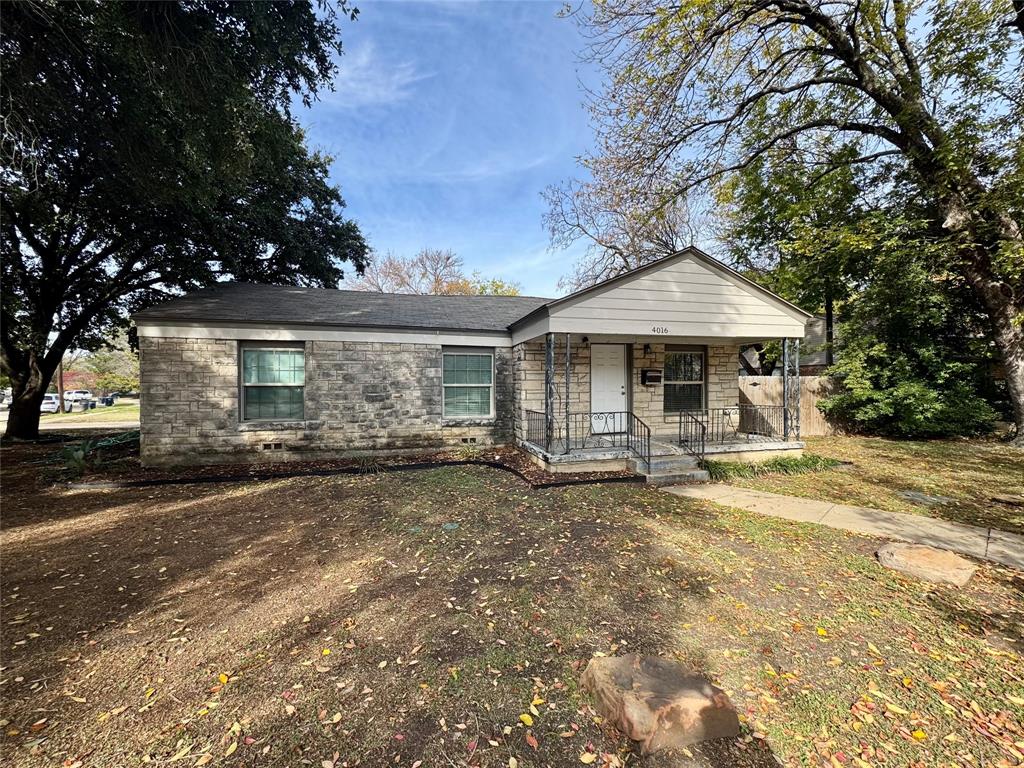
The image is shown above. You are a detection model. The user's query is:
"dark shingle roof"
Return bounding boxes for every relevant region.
[133,283,552,333]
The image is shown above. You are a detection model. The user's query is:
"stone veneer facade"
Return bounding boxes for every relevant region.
[139,336,513,465]
[140,335,741,465]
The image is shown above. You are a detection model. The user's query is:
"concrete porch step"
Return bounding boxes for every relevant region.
[631,453,708,485]
[646,454,698,471]
[644,469,711,486]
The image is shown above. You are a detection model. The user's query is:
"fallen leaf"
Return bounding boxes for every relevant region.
[580,752,597,764]
[519,714,534,727]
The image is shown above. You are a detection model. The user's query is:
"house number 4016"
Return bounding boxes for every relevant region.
[651,326,670,334]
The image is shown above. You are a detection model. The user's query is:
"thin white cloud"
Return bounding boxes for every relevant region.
[322,41,433,109]
[419,152,554,183]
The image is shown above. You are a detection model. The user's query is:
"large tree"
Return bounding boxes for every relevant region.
[571,0,1024,443]
[1,1,368,439]
[344,248,522,295]
[543,175,702,290]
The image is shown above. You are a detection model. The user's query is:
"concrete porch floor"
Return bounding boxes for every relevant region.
[520,435,805,471]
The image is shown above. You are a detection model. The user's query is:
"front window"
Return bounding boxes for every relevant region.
[241,346,305,421]
[442,349,493,418]
[664,349,704,412]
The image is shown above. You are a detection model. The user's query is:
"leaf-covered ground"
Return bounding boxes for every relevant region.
[729,436,1024,535]
[2,449,1022,767]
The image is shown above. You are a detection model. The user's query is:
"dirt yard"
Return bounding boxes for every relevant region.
[1,441,1022,767]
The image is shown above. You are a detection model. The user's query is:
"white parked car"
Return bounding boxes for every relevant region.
[40,394,61,413]
[64,389,93,402]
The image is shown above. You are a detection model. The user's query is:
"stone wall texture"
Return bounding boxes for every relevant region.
[140,337,513,465]
[140,335,740,463]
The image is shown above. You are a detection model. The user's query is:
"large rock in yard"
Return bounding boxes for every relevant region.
[581,655,740,752]
[876,542,977,586]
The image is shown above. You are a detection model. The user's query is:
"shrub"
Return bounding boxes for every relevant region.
[700,453,841,481]
[59,439,103,477]
[354,455,383,474]
[453,444,482,461]
[818,350,997,439]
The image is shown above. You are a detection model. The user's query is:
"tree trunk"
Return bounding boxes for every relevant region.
[57,359,67,413]
[935,189,1024,445]
[2,351,56,440]
[988,298,1024,446]
[5,386,47,439]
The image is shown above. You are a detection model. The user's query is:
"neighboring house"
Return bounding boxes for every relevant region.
[134,248,812,472]
[796,315,835,374]
[739,315,836,376]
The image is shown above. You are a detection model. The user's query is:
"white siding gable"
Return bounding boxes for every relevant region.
[540,253,808,340]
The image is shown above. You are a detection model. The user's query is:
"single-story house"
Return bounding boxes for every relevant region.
[134,248,812,477]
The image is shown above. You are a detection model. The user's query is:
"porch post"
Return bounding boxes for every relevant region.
[791,338,801,440]
[564,333,571,455]
[782,338,791,440]
[544,332,555,451]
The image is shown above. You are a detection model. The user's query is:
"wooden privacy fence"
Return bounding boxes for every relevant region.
[739,376,838,436]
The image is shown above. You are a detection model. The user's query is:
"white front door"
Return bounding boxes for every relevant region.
[590,344,628,433]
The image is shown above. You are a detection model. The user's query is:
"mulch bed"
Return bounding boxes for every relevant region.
[1,435,641,491]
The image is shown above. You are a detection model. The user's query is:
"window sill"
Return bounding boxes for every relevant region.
[441,417,496,426]
[238,420,320,432]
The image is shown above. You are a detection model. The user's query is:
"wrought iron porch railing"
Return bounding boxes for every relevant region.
[678,410,707,461]
[677,405,788,460]
[564,411,651,470]
[523,409,652,469]
[525,409,549,451]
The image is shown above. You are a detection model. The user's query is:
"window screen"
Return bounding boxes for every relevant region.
[442,351,493,418]
[241,347,304,420]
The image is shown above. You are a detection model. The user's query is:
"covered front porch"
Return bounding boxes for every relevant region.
[514,334,805,472]
[506,249,812,474]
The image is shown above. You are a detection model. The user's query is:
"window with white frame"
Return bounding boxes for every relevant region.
[241,345,305,421]
[442,348,494,418]
[663,348,705,412]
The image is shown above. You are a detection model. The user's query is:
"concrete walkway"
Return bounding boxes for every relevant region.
[665,484,1024,571]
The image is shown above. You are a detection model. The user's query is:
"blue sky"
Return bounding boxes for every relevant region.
[300,1,599,297]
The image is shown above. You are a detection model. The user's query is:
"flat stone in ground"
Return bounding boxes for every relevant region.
[581,655,740,752]
[897,489,953,506]
[991,494,1024,507]
[876,542,977,586]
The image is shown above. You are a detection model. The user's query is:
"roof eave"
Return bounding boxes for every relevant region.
[132,316,514,336]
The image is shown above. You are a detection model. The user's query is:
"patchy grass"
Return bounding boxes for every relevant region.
[701,453,842,482]
[1,451,1022,768]
[728,436,1024,535]
[38,402,140,424]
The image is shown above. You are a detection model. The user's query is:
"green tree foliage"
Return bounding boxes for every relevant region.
[723,156,1002,436]
[818,221,999,437]
[569,0,1024,443]
[86,335,140,395]
[1,1,368,438]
